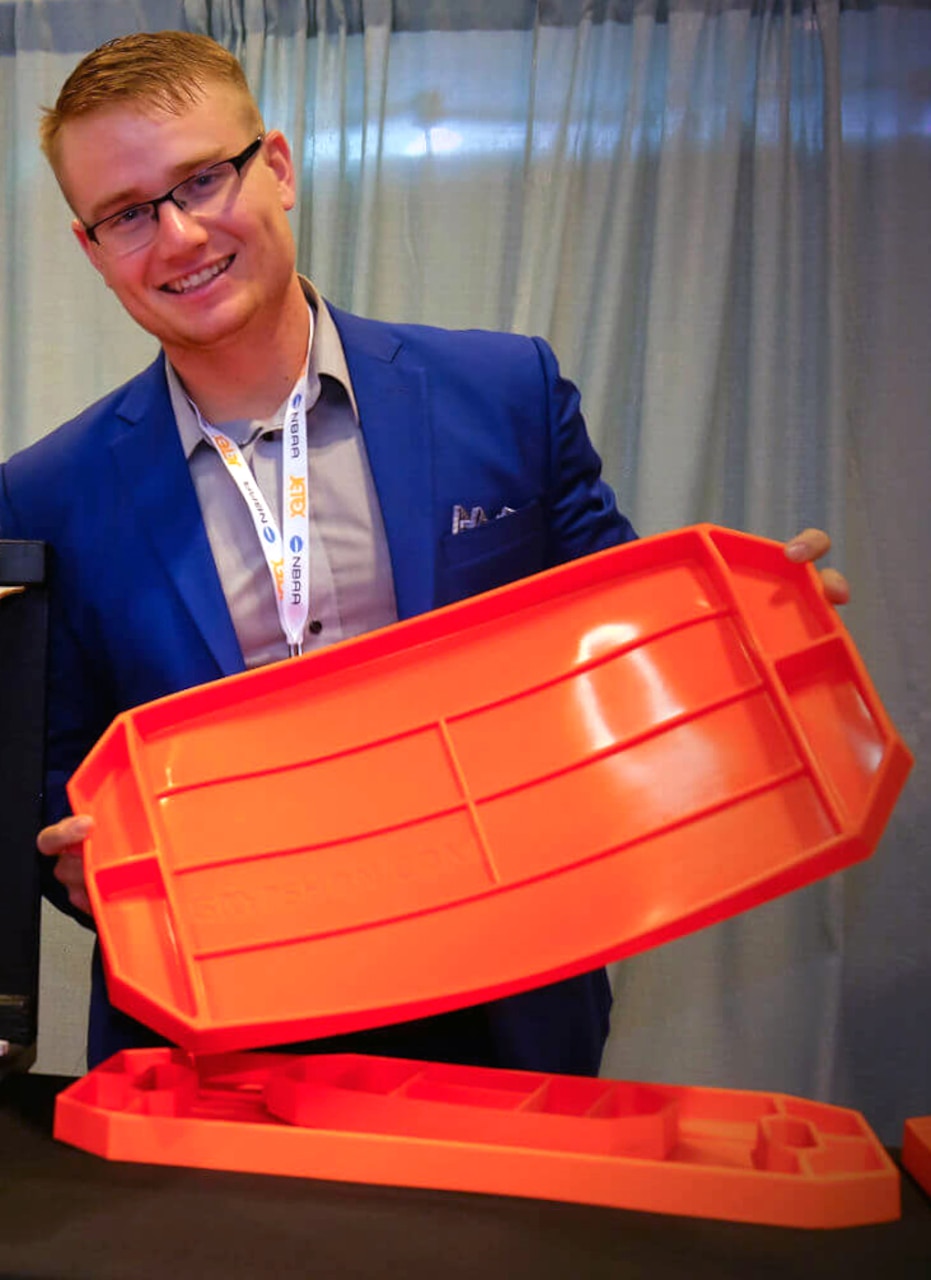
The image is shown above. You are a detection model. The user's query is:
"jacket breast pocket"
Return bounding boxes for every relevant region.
[436,500,545,607]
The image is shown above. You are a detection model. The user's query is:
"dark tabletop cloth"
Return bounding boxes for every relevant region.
[2,1072,930,1280]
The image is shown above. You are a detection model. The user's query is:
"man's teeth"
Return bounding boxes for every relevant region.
[164,257,232,294]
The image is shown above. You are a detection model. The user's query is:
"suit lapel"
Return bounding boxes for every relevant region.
[109,357,244,676]
[329,307,437,620]
[107,310,437,672]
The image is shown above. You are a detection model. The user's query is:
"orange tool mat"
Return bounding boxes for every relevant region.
[67,525,912,1056]
[903,1118,931,1200]
[53,1048,900,1229]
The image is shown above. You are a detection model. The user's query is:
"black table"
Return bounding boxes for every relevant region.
[3,1073,929,1280]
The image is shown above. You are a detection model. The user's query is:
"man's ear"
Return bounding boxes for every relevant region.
[72,218,108,279]
[261,130,297,212]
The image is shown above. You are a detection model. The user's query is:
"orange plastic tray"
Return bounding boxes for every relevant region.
[53,1048,900,1228]
[903,1117,931,1200]
[67,525,912,1055]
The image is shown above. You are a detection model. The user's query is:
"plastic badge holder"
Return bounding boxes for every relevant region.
[56,525,913,1226]
[903,1117,931,1200]
[54,1049,901,1230]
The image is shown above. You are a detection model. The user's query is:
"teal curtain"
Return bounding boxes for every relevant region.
[1,0,928,1142]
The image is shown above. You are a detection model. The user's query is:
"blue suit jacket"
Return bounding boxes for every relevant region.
[0,306,635,1071]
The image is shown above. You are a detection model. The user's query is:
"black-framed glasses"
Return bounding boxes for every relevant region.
[83,136,265,255]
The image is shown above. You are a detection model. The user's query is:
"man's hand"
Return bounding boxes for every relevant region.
[784,528,850,605]
[37,814,93,915]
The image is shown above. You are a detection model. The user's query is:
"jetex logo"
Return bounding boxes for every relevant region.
[271,557,285,599]
[215,435,241,467]
[288,475,308,518]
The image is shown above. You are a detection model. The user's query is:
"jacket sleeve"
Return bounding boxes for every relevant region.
[534,335,637,566]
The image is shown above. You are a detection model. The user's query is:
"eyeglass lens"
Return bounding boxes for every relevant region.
[97,161,240,252]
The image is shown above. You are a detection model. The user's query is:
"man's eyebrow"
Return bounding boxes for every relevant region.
[86,150,228,222]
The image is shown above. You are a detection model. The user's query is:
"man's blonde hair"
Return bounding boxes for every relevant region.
[40,31,264,174]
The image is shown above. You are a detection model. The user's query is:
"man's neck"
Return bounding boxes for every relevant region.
[166,282,310,424]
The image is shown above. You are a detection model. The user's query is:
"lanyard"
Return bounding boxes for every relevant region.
[190,326,313,657]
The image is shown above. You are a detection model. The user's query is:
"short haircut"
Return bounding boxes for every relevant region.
[40,31,264,174]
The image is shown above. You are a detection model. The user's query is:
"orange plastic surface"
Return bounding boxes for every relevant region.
[902,1117,931,1200]
[53,1049,900,1228]
[67,525,912,1055]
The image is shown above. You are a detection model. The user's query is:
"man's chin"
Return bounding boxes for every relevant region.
[134,297,251,354]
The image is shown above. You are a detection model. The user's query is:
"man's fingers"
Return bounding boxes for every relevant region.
[37,815,94,913]
[36,814,93,857]
[49,834,92,914]
[781,529,849,606]
[54,867,91,914]
[819,567,851,606]
[785,528,832,563]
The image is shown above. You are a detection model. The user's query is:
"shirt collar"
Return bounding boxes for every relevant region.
[168,280,358,461]
[300,277,359,421]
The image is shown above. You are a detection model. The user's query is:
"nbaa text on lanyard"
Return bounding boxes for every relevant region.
[190,315,314,657]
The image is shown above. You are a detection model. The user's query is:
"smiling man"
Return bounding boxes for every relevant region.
[0,31,846,1073]
[48,46,308,422]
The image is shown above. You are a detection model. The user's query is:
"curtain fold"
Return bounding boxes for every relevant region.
[1,0,928,1140]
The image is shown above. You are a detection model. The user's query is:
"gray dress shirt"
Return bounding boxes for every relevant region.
[167,284,398,668]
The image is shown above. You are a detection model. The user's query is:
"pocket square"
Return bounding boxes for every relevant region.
[451,503,516,534]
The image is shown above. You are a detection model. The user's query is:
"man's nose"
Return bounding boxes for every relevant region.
[154,198,210,248]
